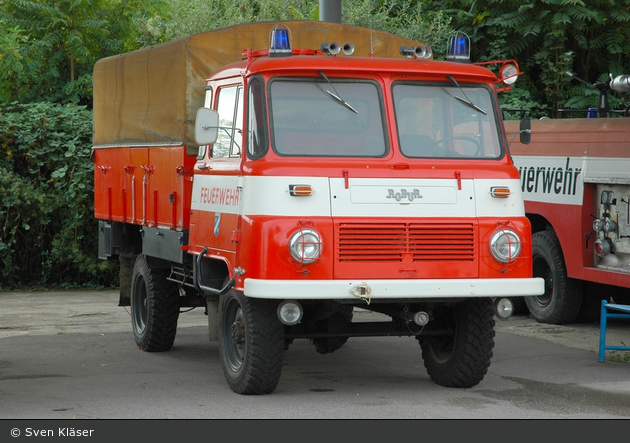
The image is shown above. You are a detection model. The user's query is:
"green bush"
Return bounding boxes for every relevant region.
[0,102,118,290]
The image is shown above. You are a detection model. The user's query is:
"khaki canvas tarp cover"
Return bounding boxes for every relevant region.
[92,20,422,151]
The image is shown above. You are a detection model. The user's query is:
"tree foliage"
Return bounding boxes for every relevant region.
[0,0,165,106]
[140,0,452,54]
[424,0,630,117]
[2,0,630,290]
[0,102,118,289]
[0,0,167,290]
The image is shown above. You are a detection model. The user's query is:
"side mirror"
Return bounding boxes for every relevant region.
[194,108,219,146]
[519,117,531,145]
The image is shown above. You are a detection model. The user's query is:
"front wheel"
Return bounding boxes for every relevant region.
[218,291,285,395]
[130,255,180,352]
[525,230,582,324]
[418,298,495,388]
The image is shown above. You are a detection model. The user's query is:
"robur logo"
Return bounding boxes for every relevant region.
[386,188,422,202]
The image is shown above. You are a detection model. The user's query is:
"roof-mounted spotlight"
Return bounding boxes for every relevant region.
[446,31,470,63]
[610,74,630,92]
[269,24,292,57]
[499,63,519,86]
[399,45,432,59]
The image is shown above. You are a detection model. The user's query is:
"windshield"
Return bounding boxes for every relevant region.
[269,78,387,157]
[393,82,502,158]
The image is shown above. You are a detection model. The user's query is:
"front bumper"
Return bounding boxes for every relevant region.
[244,277,545,300]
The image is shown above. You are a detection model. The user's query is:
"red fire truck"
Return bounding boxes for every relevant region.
[93,20,542,394]
[506,74,630,325]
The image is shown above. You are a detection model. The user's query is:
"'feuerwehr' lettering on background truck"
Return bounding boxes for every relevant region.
[512,156,583,205]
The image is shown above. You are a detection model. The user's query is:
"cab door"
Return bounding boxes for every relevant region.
[190,82,244,259]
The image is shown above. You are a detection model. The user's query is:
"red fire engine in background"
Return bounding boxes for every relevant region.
[93,20,542,394]
[506,73,630,325]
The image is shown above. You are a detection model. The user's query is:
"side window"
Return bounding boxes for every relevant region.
[246,76,268,159]
[212,85,243,158]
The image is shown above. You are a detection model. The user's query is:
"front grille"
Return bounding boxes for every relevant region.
[337,222,475,262]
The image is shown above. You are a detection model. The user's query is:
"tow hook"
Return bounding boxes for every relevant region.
[350,282,372,305]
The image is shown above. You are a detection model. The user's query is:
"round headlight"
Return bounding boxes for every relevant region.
[494,297,514,320]
[277,300,303,325]
[490,229,522,263]
[289,228,322,264]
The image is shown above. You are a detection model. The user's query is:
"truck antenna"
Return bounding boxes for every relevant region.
[369,19,374,57]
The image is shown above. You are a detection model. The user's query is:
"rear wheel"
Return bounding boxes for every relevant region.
[525,230,582,324]
[418,298,495,388]
[218,290,284,395]
[312,305,353,354]
[130,255,180,352]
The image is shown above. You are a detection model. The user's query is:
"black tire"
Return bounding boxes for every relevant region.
[525,230,582,324]
[130,255,180,352]
[418,298,495,388]
[218,290,285,395]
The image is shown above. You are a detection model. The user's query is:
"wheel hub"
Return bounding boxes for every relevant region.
[230,321,244,345]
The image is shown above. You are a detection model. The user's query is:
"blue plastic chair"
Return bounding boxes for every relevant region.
[599,300,630,362]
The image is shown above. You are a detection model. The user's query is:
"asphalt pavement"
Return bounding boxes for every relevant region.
[1,289,630,420]
[1,289,629,359]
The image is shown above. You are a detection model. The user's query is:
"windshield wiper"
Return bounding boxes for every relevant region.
[318,71,358,114]
[447,75,487,115]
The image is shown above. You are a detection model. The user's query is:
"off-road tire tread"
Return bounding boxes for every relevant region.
[219,292,284,395]
[419,298,495,388]
[526,230,582,324]
[131,255,180,352]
